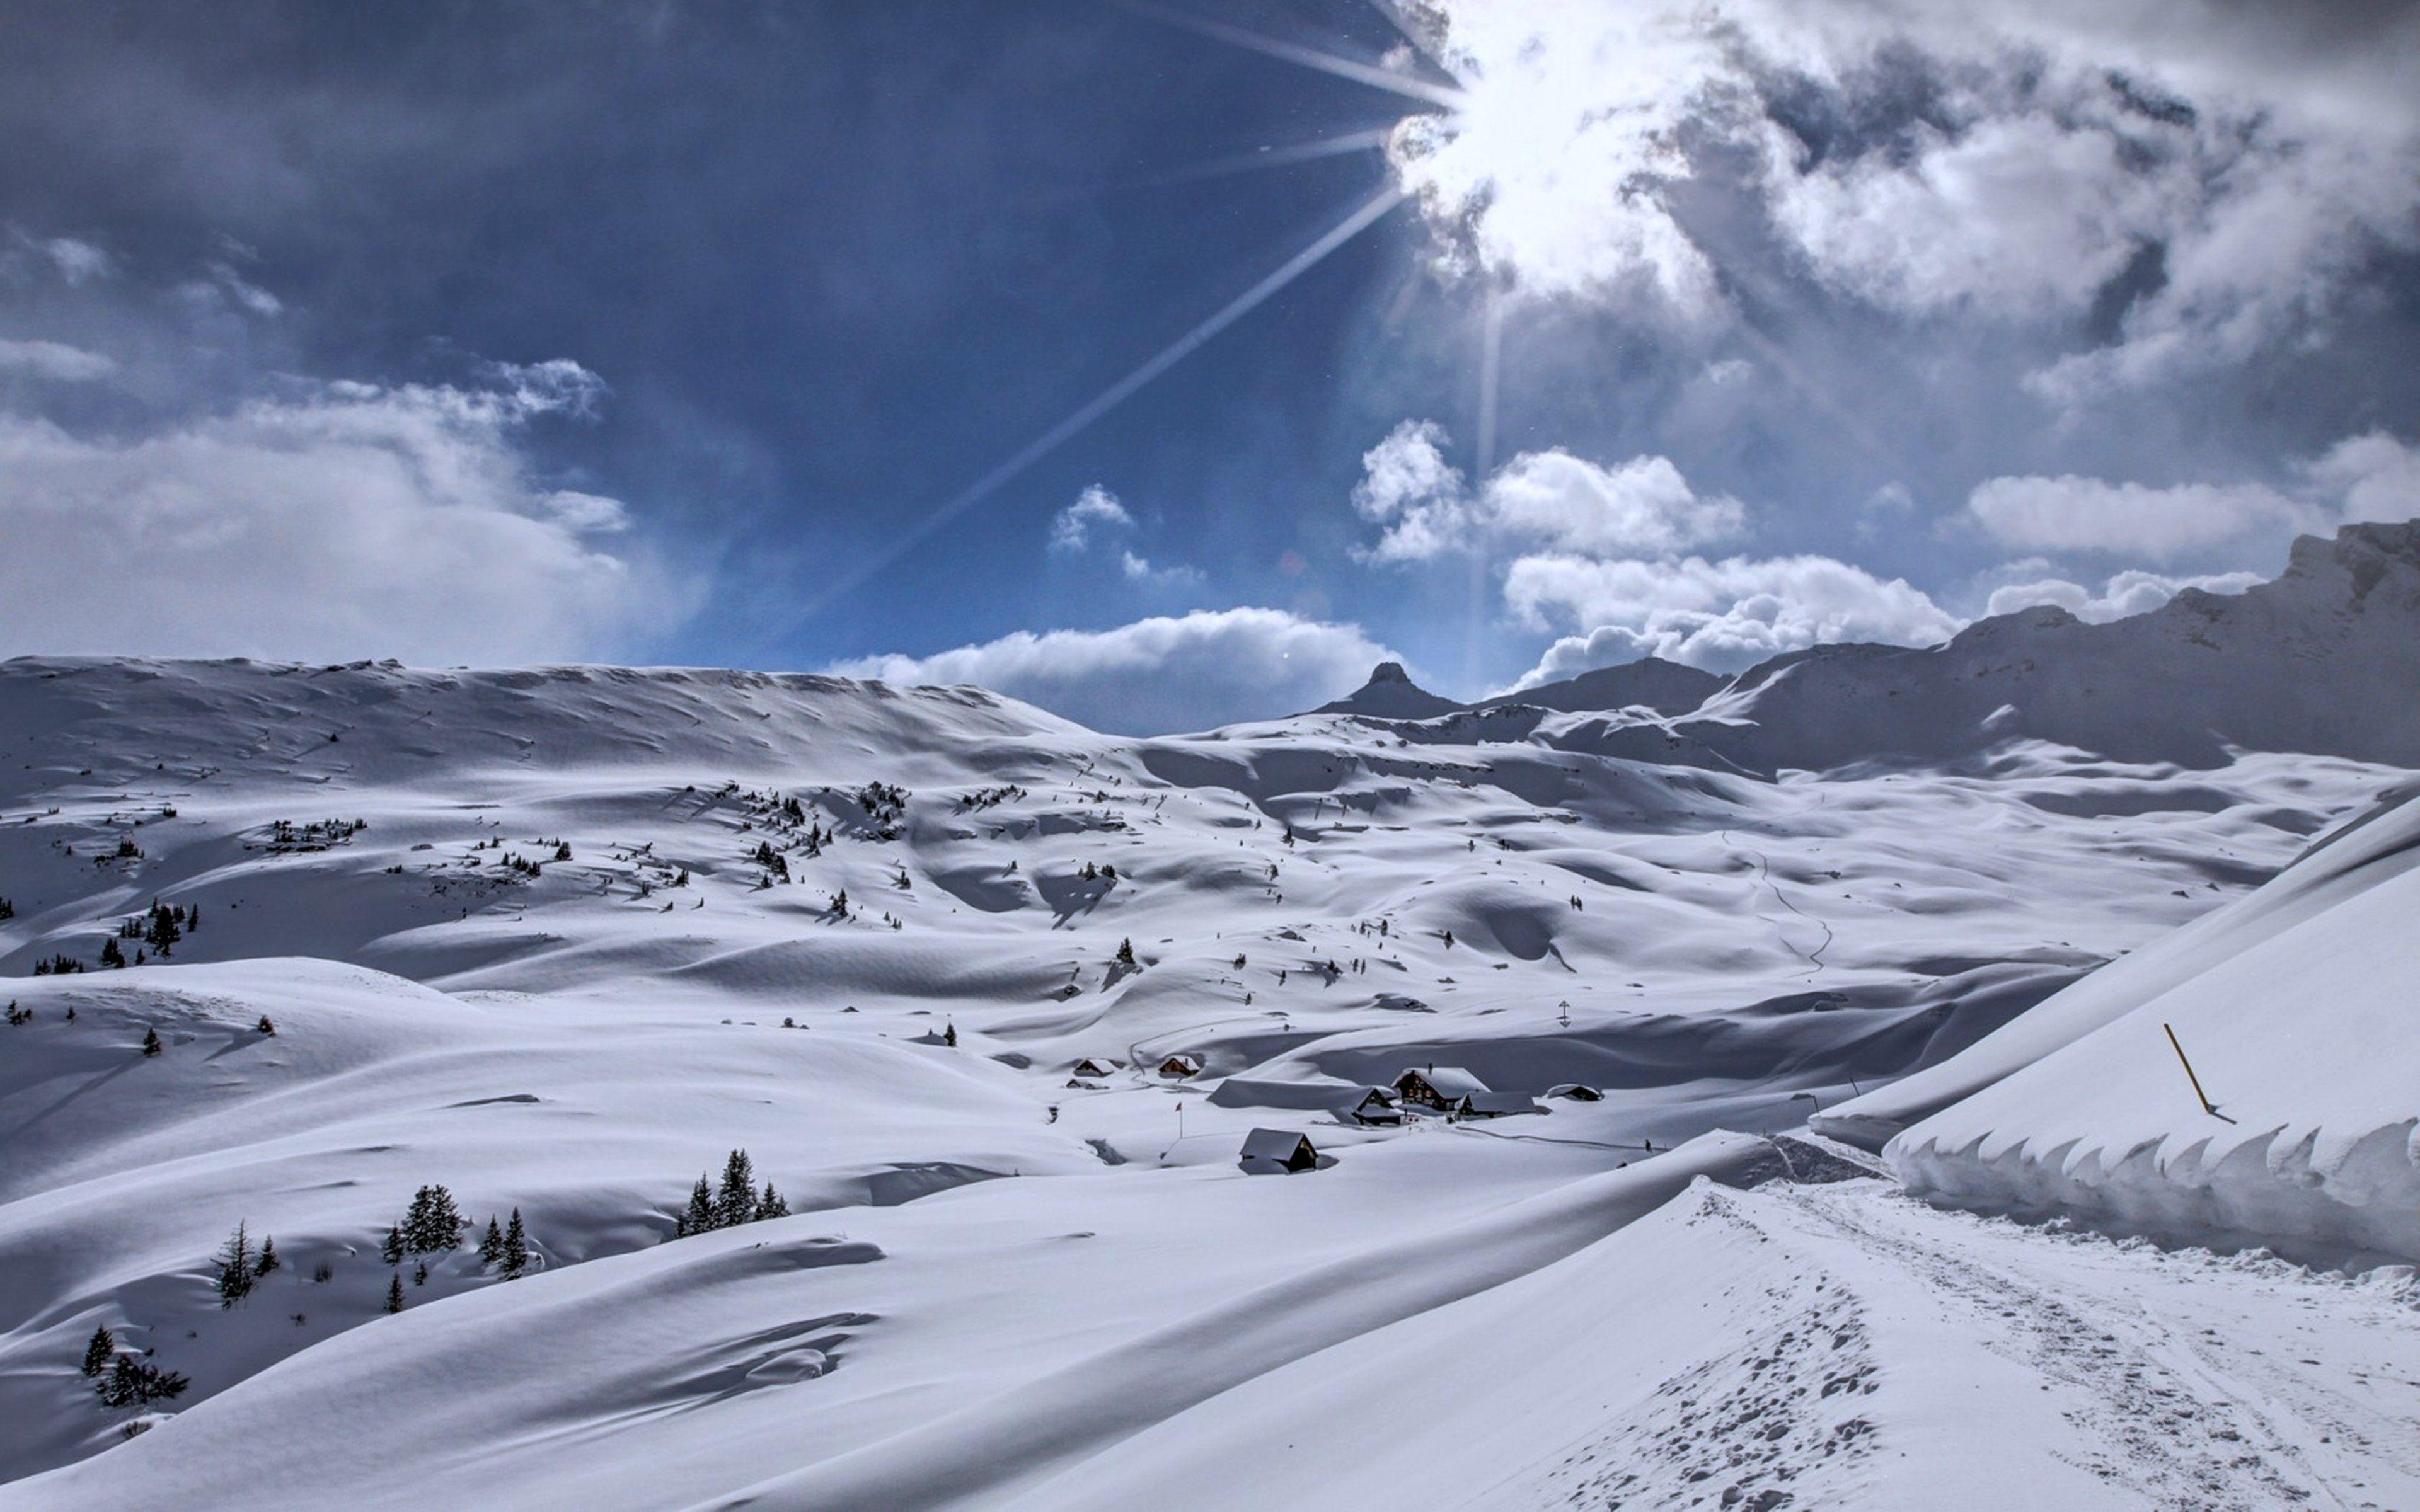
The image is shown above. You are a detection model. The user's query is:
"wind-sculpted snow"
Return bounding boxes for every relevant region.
[1874,789,2420,1265]
[0,654,2412,1504]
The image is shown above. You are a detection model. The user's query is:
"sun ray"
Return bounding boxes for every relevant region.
[1112,1,1465,111]
[1150,126,1398,186]
[759,184,1410,645]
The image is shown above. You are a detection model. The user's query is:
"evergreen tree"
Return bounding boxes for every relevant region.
[943,1021,957,1047]
[214,1222,254,1307]
[384,1273,405,1314]
[185,902,199,932]
[254,1235,279,1277]
[381,1224,405,1266]
[753,1181,789,1222]
[98,1354,188,1409]
[140,1028,163,1057]
[81,1323,114,1378]
[502,1208,529,1278]
[100,937,125,969]
[713,1149,757,1229]
[680,1174,715,1236]
[255,1014,276,1036]
[401,1184,465,1254]
[479,1216,505,1266]
[1115,937,1138,968]
[412,1260,429,1287]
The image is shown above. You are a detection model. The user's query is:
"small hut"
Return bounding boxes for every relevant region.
[1239,1128,1320,1174]
[1393,1064,1489,1111]
[1345,1087,1403,1126]
[1455,1090,1544,1120]
[1071,1057,1121,1079]
[1545,1083,1603,1102]
[1156,1052,1204,1080]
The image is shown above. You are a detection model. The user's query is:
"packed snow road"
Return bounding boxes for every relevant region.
[1497,1181,2420,1512]
[1002,1174,2420,1512]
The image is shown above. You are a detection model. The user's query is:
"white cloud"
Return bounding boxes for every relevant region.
[1966,434,2420,559]
[1354,420,1741,563]
[1985,567,2262,622]
[0,364,693,665]
[0,337,117,382]
[1050,484,1134,552]
[2302,431,2420,525]
[1964,474,2322,559]
[1502,551,1963,676]
[831,607,1398,735]
[41,236,112,284]
[1768,112,2181,316]
[1400,1,2420,383]
[1118,550,1202,588]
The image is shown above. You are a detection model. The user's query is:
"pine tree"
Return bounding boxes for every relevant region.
[502,1208,529,1278]
[140,1028,163,1057]
[255,1235,279,1277]
[384,1273,405,1314]
[97,1354,183,1408]
[1115,937,1137,968]
[255,1014,276,1036]
[401,1184,465,1254]
[713,1149,756,1229]
[81,1323,114,1378]
[681,1174,716,1236]
[381,1224,405,1266]
[185,902,199,932]
[479,1216,505,1266]
[753,1180,789,1222]
[412,1260,429,1287]
[214,1222,255,1307]
[100,937,125,969]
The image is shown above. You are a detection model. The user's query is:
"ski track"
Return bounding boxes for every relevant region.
[1780,1184,2420,1512]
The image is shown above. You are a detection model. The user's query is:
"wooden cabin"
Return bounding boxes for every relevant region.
[1546,1082,1603,1102]
[1238,1128,1320,1174]
[1393,1064,1489,1111]
[1345,1087,1403,1126]
[1071,1057,1121,1079]
[1156,1052,1204,1080]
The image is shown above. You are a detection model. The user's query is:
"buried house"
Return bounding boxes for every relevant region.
[1071,1057,1121,1079]
[1455,1090,1545,1120]
[1393,1064,1489,1111]
[1156,1052,1204,1080]
[1344,1087,1403,1126]
[1238,1128,1322,1175]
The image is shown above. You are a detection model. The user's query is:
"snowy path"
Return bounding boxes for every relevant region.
[1763,1184,2420,1512]
[1015,1176,2420,1512]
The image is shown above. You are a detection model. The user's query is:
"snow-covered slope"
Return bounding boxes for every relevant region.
[0,649,2412,1506]
[1860,786,2420,1264]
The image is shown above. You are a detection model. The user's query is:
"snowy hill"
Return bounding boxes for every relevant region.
[0,643,2414,1507]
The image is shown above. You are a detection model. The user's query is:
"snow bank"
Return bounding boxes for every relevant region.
[1816,778,2420,1149]
[1880,788,2420,1263]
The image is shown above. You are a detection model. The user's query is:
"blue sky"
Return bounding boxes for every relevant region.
[2,0,2416,731]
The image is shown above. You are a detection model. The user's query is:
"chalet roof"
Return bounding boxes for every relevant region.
[1545,1082,1602,1100]
[1240,1128,1314,1161]
[1352,1085,1398,1105]
[1072,1057,1120,1075]
[1460,1091,1543,1116]
[1158,1052,1202,1072]
[1398,1065,1489,1097]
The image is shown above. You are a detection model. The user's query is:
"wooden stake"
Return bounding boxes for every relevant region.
[2163,1021,2218,1117]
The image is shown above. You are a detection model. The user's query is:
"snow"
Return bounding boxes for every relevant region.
[1,645,2416,1507]
[1876,785,2420,1265]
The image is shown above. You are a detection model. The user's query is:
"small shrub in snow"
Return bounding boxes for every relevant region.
[140,1027,161,1056]
[96,1355,188,1411]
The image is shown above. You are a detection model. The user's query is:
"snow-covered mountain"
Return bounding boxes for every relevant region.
[1320,523,2420,776]
[2,536,2416,1509]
